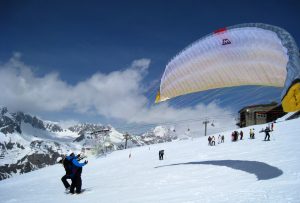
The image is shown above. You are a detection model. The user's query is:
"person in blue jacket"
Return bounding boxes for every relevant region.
[61,153,76,190]
[69,154,88,194]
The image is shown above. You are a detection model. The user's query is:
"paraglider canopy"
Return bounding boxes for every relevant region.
[156,23,300,112]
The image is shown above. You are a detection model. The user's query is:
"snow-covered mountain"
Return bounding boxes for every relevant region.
[72,125,178,155]
[0,107,179,180]
[138,126,178,145]
[0,107,78,180]
[0,115,299,202]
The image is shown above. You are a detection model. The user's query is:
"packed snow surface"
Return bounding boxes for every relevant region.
[0,118,299,202]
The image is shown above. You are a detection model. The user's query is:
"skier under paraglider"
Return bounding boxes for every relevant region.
[60,153,76,190]
[69,154,88,194]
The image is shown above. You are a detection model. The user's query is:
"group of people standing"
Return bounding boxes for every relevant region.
[208,135,224,146]
[58,153,88,194]
[232,130,244,141]
[249,128,255,139]
[208,122,275,146]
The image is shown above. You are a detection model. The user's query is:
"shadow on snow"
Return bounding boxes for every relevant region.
[155,160,283,180]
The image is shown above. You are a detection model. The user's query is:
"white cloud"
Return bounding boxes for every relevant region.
[0,54,237,134]
[0,53,72,112]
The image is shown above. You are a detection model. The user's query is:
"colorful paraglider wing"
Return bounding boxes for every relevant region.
[155,90,161,103]
[156,23,300,112]
[281,78,300,112]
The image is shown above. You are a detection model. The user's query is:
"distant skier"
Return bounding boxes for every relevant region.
[211,136,215,146]
[240,130,243,140]
[159,150,164,160]
[250,128,255,139]
[69,154,88,194]
[235,131,239,141]
[232,131,238,141]
[60,153,76,190]
[208,136,212,146]
[221,135,225,143]
[218,135,221,144]
[271,122,274,131]
[264,126,271,141]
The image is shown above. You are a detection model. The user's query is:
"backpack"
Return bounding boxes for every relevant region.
[63,156,74,175]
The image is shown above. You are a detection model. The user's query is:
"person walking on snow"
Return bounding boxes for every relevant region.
[211,136,216,146]
[240,130,243,140]
[70,154,88,194]
[159,150,164,160]
[250,128,255,139]
[264,126,271,141]
[218,135,221,144]
[221,135,225,143]
[208,136,212,146]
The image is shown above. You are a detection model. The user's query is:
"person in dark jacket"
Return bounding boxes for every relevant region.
[240,130,243,140]
[231,132,235,141]
[264,127,271,141]
[61,153,75,190]
[69,155,88,194]
[159,150,164,160]
[208,136,212,146]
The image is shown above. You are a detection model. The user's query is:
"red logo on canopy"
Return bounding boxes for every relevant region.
[214,27,227,34]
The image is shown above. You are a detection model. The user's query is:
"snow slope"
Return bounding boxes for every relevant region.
[0,118,299,203]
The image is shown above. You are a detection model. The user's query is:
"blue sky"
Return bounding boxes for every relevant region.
[0,0,299,133]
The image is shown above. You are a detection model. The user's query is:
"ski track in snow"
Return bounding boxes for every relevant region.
[0,118,300,202]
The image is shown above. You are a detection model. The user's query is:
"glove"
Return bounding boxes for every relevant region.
[84,160,88,164]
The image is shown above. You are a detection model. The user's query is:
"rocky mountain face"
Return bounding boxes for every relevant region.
[0,107,68,180]
[0,140,61,180]
[0,107,179,181]
[68,123,107,135]
[0,107,45,134]
[45,122,63,133]
[0,138,62,180]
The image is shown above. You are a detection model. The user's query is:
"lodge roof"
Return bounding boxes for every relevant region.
[238,102,278,113]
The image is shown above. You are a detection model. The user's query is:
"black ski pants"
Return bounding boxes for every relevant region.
[70,175,82,194]
[61,174,71,189]
[264,132,270,141]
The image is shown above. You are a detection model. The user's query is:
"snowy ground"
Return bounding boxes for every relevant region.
[0,118,299,203]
